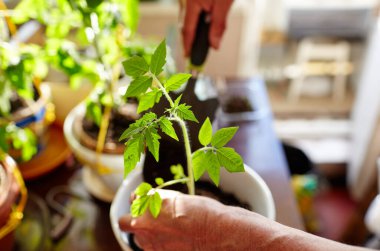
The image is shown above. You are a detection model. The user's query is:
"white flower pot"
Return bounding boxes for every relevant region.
[64,104,144,202]
[110,166,275,251]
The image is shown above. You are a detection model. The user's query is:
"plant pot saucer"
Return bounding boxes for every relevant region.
[82,167,115,203]
[18,125,70,180]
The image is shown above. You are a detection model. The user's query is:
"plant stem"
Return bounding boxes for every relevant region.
[156,177,189,189]
[152,74,195,195]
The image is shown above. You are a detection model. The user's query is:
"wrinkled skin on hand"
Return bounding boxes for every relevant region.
[118,189,242,251]
[180,0,234,56]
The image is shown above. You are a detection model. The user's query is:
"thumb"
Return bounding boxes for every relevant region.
[118,214,135,233]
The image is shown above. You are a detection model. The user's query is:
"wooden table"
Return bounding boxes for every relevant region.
[23,77,303,250]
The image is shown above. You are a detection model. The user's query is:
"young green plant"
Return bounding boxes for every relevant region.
[120,40,245,218]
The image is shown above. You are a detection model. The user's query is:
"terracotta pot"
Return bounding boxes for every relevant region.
[0,155,27,251]
[64,104,144,202]
[110,166,275,251]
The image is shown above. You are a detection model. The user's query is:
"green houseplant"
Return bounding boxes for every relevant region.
[12,0,169,200]
[110,40,275,250]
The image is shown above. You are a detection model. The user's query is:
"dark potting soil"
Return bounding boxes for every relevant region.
[8,86,40,114]
[82,104,139,145]
[223,96,254,113]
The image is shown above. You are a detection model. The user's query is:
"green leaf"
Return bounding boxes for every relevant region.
[123,136,144,177]
[216,147,244,173]
[85,101,102,126]
[86,0,102,9]
[150,40,166,76]
[170,164,185,180]
[137,88,162,113]
[155,177,164,186]
[131,195,150,217]
[149,192,162,218]
[198,117,212,146]
[174,95,182,106]
[211,127,239,148]
[192,149,207,181]
[119,113,157,141]
[176,104,198,122]
[164,73,191,92]
[145,127,161,162]
[123,56,149,78]
[135,182,152,196]
[192,149,220,185]
[125,76,152,98]
[159,117,178,141]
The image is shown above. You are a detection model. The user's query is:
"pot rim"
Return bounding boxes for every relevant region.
[0,155,27,240]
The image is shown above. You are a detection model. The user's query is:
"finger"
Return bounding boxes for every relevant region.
[118,214,135,232]
[182,2,202,57]
[134,231,154,250]
[209,0,233,50]
[129,192,137,204]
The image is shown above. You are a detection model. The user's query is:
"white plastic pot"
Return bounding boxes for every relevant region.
[110,166,275,251]
[64,104,144,202]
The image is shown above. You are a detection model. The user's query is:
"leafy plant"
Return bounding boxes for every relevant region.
[12,0,168,155]
[120,40,245,218]
[0,41,46,161]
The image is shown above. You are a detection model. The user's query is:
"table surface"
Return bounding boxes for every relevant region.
[24,77,304,250]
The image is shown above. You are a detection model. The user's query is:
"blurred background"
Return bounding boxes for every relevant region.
[3,0,380,248]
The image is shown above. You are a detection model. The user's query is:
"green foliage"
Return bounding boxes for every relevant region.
[120,40,245,218]
[131,183,162,218]
[0,124,37,161]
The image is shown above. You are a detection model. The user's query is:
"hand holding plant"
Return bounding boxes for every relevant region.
[120,40,244,218]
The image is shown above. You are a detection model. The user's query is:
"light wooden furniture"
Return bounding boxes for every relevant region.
[287,38,351,103]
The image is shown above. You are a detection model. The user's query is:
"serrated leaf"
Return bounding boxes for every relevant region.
[155,177,164,186]
[131,195,150,217]
[137,88,162,113]
[145,127,161,162]
[211,127,238,148]
[206,151,220,186]
[159,117,178,141]
[191,149,208,181]
[150,40,166,76]
[135,182,152,196]
[125,76,152,97]
[149,192,162,218]
[123,136,144,177]
[164,73,191,92]
[198,117,212,146]
[176,104,198,122]
[123,56,149,78]
[174,95,182,106]
[119,123,141,141]
[216,147,244,173]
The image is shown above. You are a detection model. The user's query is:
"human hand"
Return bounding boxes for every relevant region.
[119,189,238,251]
[180,0,234,57]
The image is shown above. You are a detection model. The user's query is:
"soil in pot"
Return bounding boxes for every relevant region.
[222,96,254,113]
[78,100,140,154]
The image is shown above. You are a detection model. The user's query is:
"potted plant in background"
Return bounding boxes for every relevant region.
[0,33,56,177]
[110,40,275,250]
[11,0,170,201]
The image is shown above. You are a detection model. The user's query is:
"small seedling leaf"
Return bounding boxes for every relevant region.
[159,117,178,141]
[198,117,212,146]
[176,104,198,122]
[211,127,238,148]
[149,192,162,218]
[155,177,164,186]
[137,88,162,113]
[131,195,150,217]
[125,76,152,97]
[191,149,208,181]
[135,182,152,196]
[164,73,191,92]
[216,147,244,173]
[150,40,166,76]
[145,127,161,162]
[123,56,149,78]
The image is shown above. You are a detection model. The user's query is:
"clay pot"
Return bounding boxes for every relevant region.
[0,155,27,251]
